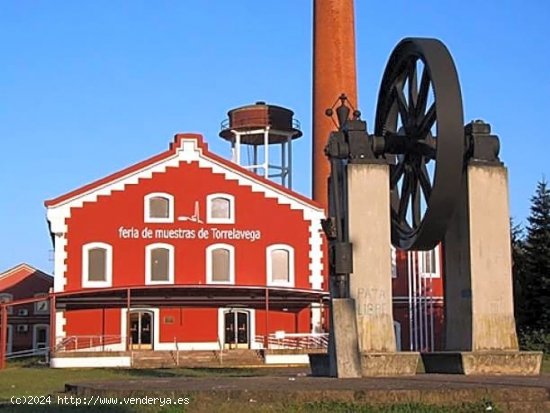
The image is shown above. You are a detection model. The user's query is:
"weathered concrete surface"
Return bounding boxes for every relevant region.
[347,163,396,354]
[314,298,361,378]
[422,351,544,376]
[444,164,519,352]
[312,0,358,205]
[361,352,419,376]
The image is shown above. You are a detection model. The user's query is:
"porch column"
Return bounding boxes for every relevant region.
[49,294,56,352]
[126,289,131,351]
[0,305,7,369]
[264,288,269,349]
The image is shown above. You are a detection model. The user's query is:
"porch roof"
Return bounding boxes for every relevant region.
[54,284,329,312]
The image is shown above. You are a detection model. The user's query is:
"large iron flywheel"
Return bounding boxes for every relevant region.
[375,38,465,250]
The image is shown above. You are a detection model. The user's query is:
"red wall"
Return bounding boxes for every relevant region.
[64,161,313,290]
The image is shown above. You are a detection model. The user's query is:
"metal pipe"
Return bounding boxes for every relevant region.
[423,253,429,351]
[264,127,270,179]
[49,294,56,353]
[288,135,293,189]
[126,289,131,351]
[407,251,413,351]
[264,288,269,349]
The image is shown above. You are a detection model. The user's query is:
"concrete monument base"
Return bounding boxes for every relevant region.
[311,298,361,378]
[422,351,543,375]
[309,352,420,377]
[360,352,419,376]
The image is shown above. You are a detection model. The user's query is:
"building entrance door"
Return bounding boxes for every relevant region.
[224,310,249,349]
[33,325,48,350]
[130,311,153,350]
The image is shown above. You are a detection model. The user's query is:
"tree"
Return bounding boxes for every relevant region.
[522,179,550,331]
[511,218,527,329]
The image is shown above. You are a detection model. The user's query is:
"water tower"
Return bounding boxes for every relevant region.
[219,102,302,189]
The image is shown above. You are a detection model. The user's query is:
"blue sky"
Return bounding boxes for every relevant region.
[1,1,549,273]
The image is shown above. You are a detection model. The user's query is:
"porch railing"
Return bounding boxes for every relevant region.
[54,335,125,352]
[255,332,328,350]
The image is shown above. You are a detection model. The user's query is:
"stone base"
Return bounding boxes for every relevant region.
[310,352,420,377]
[309,353,330,377]
[360,352,419,376]
[422,351,543,375]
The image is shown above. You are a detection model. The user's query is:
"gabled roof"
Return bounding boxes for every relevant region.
[0,263,53,291]
[45,134,323,211]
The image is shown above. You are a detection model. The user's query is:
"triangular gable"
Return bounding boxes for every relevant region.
[0,263,53,291]
[45,134,323,216]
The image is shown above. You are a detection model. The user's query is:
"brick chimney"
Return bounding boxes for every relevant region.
[312,0,358,208]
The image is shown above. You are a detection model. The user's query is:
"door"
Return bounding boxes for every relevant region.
[130,311,153,350]
[33,325,49,350]
[224,310,249,349]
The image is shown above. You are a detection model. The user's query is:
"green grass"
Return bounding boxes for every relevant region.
[2,356,546,412]
[0,358,277,401]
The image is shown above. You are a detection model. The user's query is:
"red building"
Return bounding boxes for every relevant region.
[45,131,327,367]
[0,264,52,355]
[43,101,444,368]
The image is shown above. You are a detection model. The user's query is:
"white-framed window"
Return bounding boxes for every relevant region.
[82,242,113,288]
[418,247,440,278]
[394,321,402,351]
[0,293,13,315]
[33,324,49,350]
[144,192,174,223]
[206,244,235,284]
[206,193,235,224]
[34,293,49,314]
[391,246,397,278]
[266,244,295,287]
[145,243,175,284]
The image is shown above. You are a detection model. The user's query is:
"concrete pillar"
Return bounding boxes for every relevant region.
[312,0,358,208]
[347,163,396,352]
[423,162,542,375]
[444,164,518,351]
[347,163,419,376]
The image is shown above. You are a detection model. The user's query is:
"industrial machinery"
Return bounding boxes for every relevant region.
[324,37,500,296]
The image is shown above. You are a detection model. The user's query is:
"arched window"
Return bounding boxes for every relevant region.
[82,242,112,288]
[145,243,174,284]
[266,244,295,287]
[206,194,235,224]
[206,244,235,284]
[144,193,174,223]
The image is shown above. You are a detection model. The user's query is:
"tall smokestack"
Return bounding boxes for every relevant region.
[312,0,358,208]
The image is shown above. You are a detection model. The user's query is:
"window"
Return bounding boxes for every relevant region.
[206,244,235,284]
[145,243,174,284]
[82,242,112,288]
[34,294,49,314]
[418,248,440,278]
[144,193,174,223]
[206,193,235,224]
[391,246,397,278]
[266,244,295,287]
[0,293,13,315]
[394,321,402,351]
